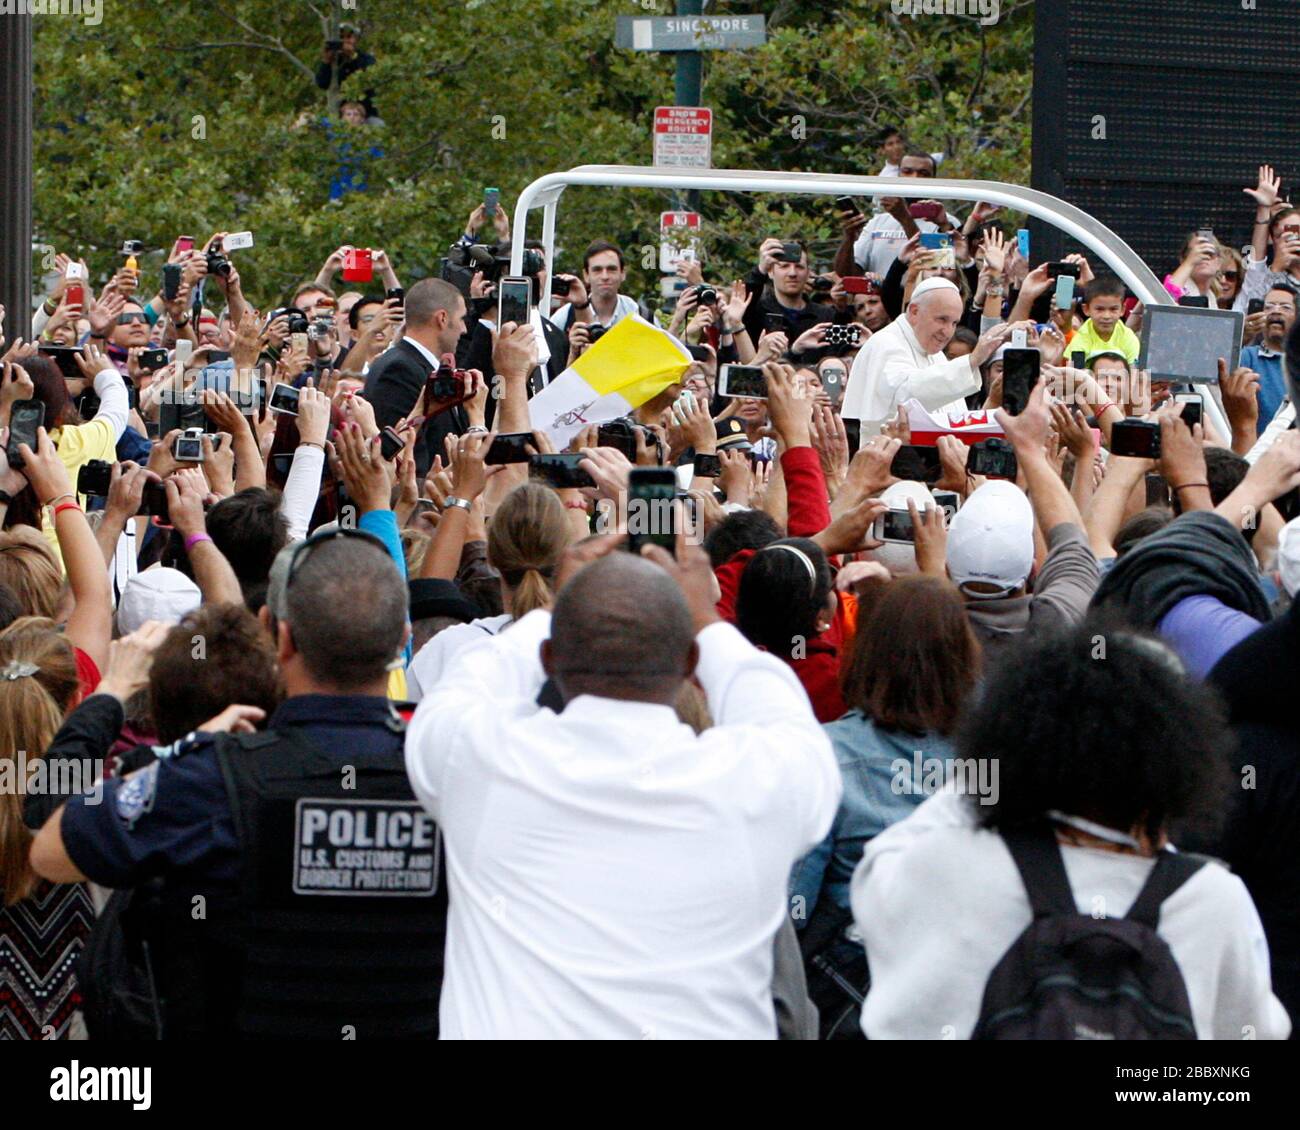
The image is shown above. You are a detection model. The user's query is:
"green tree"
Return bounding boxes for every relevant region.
[33,0,1031,309]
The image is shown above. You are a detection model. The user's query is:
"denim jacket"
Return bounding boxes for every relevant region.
[790,711,955,923]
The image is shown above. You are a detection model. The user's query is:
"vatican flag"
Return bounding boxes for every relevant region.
[528,315,692,447]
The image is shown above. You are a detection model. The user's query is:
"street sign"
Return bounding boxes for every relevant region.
[653,106,712,170]
[660,210,701,274]
[615,14,767,52]
[660,211,701,233]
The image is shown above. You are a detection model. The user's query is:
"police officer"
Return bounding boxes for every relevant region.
[31,529,448,1039]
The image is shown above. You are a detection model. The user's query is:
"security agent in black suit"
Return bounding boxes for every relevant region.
[458,242,574,429]
[363,277,471,477]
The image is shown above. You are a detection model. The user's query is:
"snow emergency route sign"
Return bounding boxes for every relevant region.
[653,107,712,169]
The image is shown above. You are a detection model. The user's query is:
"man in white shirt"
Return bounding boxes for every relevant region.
[405,538,841,1039]
[840,278,1008,442]
[855,151,961,277]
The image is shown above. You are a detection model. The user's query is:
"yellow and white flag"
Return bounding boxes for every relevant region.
[529,315,692,446]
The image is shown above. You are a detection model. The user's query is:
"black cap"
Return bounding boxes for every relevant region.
[408,579,480,624]
[715,417,751,450]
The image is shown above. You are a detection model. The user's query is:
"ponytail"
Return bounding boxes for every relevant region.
[488,484,569,619]
[510,567,553,619]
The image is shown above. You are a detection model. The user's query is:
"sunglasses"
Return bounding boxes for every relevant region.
[116,312,148,325]
[1221,271,1240,280]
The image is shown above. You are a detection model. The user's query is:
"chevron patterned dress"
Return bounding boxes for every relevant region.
[0,881,95,1039]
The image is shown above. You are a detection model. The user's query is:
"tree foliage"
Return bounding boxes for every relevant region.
[33,0,1032,306]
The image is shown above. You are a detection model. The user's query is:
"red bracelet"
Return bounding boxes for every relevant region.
[53,501,82,518]
[184,532,213,552]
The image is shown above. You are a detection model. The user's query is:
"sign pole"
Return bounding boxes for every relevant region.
[0,15,33,346]
[672,0,703,214]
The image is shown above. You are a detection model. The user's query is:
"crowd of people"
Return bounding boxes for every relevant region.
[1,130,1298,1041]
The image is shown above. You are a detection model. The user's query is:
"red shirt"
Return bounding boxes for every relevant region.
[714,445,847,722]
[74,647,100,700]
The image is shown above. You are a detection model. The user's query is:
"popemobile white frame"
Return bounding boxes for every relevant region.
[508,164,1230,437]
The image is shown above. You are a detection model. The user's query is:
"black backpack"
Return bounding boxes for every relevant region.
[973,824,1208,1040]
[76,881,165,1040]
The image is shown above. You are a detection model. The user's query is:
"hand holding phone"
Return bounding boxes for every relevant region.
[529,452,594,489]
[1000,349,1041,416]
[719,364,769,400]
[341,247,373,283]
[485,432,537,465]
[498,276,532,328]
[6,400,46,470]
[626,468,679,556]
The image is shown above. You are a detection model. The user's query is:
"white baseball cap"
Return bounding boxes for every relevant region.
[945,480,1035,596]
[116,567,201,634]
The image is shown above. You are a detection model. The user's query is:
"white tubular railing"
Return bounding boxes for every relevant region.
[508,164,1228,437]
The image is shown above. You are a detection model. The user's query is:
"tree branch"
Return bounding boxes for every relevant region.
[211,1,315,80]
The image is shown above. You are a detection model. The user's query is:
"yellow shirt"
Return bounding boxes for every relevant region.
[42,419,118,567]
[1069,318,1141,364]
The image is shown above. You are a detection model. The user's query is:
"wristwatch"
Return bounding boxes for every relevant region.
[173,314,190,328]
[573,299,591,310]
[443,496,472,512]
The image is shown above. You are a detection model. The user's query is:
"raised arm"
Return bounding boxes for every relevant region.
[1082,453,1150,559]
[166,468,245,606]
[996,383,1086,536]
[18,428,113,674]
[419,431,493,581]
[1245,165,1281,265]
[765,362,831,536]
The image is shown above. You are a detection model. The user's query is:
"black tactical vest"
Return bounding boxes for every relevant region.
[211,724,447,1038]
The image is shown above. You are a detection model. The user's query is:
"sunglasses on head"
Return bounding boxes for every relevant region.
[116,312,148,324]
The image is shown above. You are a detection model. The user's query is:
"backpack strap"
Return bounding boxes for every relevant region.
[1000,824,1077,918]
[1124,851,1209,929]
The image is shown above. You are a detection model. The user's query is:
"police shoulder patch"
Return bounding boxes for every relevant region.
[157,729,219,761]
[115,761,160,830]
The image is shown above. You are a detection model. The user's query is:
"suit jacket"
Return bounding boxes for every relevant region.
[458,317,569,430]
[363,339,467,476]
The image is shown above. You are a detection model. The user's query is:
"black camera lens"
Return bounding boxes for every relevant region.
[587,325,606,344]
[695,286,717,306]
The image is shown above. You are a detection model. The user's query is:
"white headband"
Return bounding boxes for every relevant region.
[762,543,817,595]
